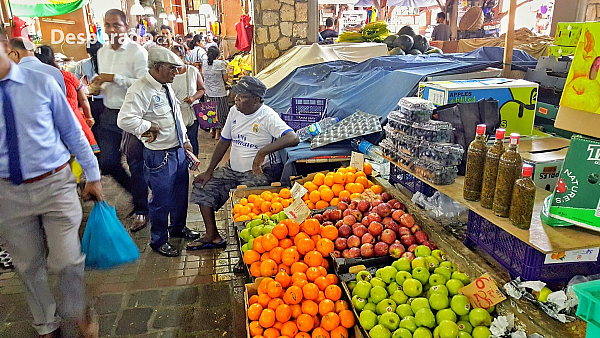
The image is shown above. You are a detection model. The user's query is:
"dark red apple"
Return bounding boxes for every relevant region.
[357,200,371,213]
[341,249,351,258]
[381,229,397,245]
[388,198,398,206]
[385,222,400,234]
[374,242,389,256]
[414,231,429,244]
[322,209,332,221]
[400,234,416,247]
[333,250,341,258]
[361,243,375,258]
[349,201,358,210]
[343,215,356,226]
[411,224,422,234]
[312,214,324,223]
[381,192,393,202]
[392,209,406,222]
[339,197,351,204]
[362,233,376,245]
[335,220,344,229]
[401,252,415,261]
[347,235,361,248]
[398,227,412,237]
[343,209,354,217]
[422,240,437,250]
[372,199,383,208]
[322,221,334,227]
[335,237,348,250]
[366,213,382,223]
[400,213,415,228]
[394,202,405,210]
[376,203,392,218]
[337,201,349,211]
[389,242,406,258]
[330,210,343,222]
[407,244,418,253]
[361,217,371,226]
[338,225,352,237]
[348,247,362,258]
[351,209,363,222]
[368,222,384,237]
[381,217,395,227]
[352,224,368,237]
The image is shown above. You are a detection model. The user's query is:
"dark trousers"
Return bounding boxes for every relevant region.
[143,147,189,248]
[186,120,199,155]
[88,97,104,137]
[97,108,148,215]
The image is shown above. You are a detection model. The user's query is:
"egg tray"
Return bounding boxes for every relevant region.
[310,110,382,149]
[397,97,434,122]
[413,159,458,185]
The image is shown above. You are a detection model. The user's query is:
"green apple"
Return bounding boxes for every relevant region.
[457,332,472,338]
[380,312,401,331]
[452,271,471,285]
[241,243,249,253]
[429,273,447,286]
[354,281,372,298]
[388,282,400,295]
[415,245,432,257]
[348,281,357,292]
[412,257,428,270]
[396,304,414,319]
[471,326,491,338]
[459,315,469,322]
[439,261,456,273]
[371,286,389,304]
[239,228,250,241]
[438,320,459,338]
[365,302,378,313]
[450,295,470,316]
[468,308,492,327]
[486,305,495,314]
[535,287,552,302]
[436,308,457,324]
[410,298,430,313]
[434,326,440,338]
[381,266,399,284]
[446,279,465,296]
[399,316,417,333]
[352,295,367,311]
[414,308,436,329]
[412,267,431,285]
[413,327,433,338]
[391,290,409,305]
[432,249,447,262]
[428,285,449,297]
[371,277,387,288]
[357,270,373,283]
[359,309,378,330]
[425,256,440,271]
[370,324,392,338]
[396,271,413,286]
[250,225,263,238]
[247,237,254,250]
[457,321,473,334]
[262,225,274,235]
[376,268,383,279]
[392,328,414,338]
[429,293,449,311]
[434,266,452,281]
[393,258,413,272]
[403,278,423,297]
[377,299,398,315]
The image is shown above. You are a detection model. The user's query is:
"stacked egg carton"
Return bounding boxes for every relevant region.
[382,97,463,185]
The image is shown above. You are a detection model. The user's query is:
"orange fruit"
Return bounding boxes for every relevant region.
[243,250,261,265]
[338,190,351,199]
[312,327,330,338]
[350,193,362,200]
[253,197,264,210]
[309,190,321,203]
[329,198,339,206]
[355,170,366,178]
[315,201,329,209]
[248,194,258,203]
[275,303,292,322]
[282,219,300,237]
[355,176,368,187]
[248,303,263,321]
[314,276,329,291]
[316,238,335,257]
[315,291,326,304]
[270,202,283,213]
[302,193,310,201]
[304,250,324,267]
[272,224,288,240]
[281,321,298,337]
[259,278,274,293]
[268,298,284,310]
[249,295,259,305]
[284,285,303,305]
[254,236,265,253]
[319,299,335,316]
[321,259,330,269]
[371,184,384,194]
[297,238,316,255]
[260,259,278,277]
[291,262,309,275]
[261,201,272,213]
[313,315,321,329]
[262,234,279,252]
[323,175,335,187]
[318,185,329,192]
[290,303,302,318]
[264,327,280,338]
[350,183,364,194]
[249,321,264,337]
[301,299,319,316]
[325,274,338,286]
[333,172,346,184]
[363,162,373,175]
[279,238,293,249]
[267,281,283,298]
[282,247,300,266]
[261,252,271,262]
[261,191,273,201]
[293,278,308,289]
[321,312,340,331]
[325,285,342,301]
[338,309,355,328]
[334,300,349,313]
[259,308,276,328]
[344,172,355,184]
[271,196,283,204]
[303,182,318,192]
[233,204,242,214]
[269,247,284,264]
[320,226,338,241]
[239,198,248,206]
[306,267,321,282]
[250,262,262,277]
[240,205,251,215]
[302,283,320,300]
[297,313,314,332]
[331,184,344,197]
[296,332,311,338]
[312,173,326,186]
[278,263,291,275]
[317,266,328,277]
[294,232,310,246]
[306,201,316,209]
[330,326,349,338]
[302,219,321,236]
[275,271,292,288]
[311,234,322,244]
[282,199,291,208]
[279,188,291,199]
[291,272,308,284]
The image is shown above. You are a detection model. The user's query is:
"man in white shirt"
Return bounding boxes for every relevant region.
[91,9,149,231]
[188,77,299,250]
[118,47,199,257]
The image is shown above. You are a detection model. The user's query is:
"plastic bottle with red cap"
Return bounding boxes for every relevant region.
[509,164,537,229]
[463,124,488,201]
[480,128,506,209]
[493,133,523,217]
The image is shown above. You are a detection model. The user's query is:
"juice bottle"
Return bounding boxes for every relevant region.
[463,124,488,201]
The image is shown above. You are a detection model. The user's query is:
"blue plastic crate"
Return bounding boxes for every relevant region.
[389,164,437,197]
[280,97,327,130]
[573,279,600,337]
[465,211,600,283]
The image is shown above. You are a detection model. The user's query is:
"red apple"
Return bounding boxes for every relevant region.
[402,252,415,261]
[343,209,354,217]
[381,192,393,202]
[381,217,395,227]
[372,199,383,208]
[322,209,332,221]
[361,243,375,258]
[343,215,356,226]
[388,199,398,206]
[349,201,358,210]
[422,240,437,250]
[351,209,363,222]
[347,235,361,248]
[400,234,416,247]
[330,210,343,222]
[362,233,376,245]
[389,242,406,258]
[357,200,371,213]
[411,224,422,234]
[333,250,341,258]
[374,242,389,256]
[338,225,352,237]
[407,244,418,253]
[339,197,351,204]
[400,213,415,228]
[337,201,349,211]
[366,213,382,223]
[322,221,333,227]
[384,222,400,234]
[335,220,344,229]
[335,237,348,250]
[312,214,324,223]
[368,222,384,237]
[392,209,406,222]
[381,229,397,245]
[376,203,392,218]
[394,202,405,210]
[352,224,368,237]
[414,231,429,244]
[398,227,412,237]
[341,249,351,258]
[361,217,371,226]
[348,247,362,258]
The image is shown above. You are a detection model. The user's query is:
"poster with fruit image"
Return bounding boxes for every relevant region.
[560,22,600,114]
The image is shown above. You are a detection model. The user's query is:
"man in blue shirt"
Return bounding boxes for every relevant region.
[7,37,66,94]
[0,41,102,337]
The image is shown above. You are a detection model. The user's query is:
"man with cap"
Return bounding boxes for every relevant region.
[187,76,299,250]
[118,46,199,257]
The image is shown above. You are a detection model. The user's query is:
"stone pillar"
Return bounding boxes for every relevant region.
[252,0,309,73]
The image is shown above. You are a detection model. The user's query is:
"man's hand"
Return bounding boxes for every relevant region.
[82,181,103,202]
[183,142,193,153]
[252,151,266,175]
[90,73,115,86]
[193,170,213,187]
[141,122,159,143]
[85,118,95,128]
[183,96,194,105]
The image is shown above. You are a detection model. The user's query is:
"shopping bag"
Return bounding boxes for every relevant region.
[194,101,219,129]
[81,201,140,269]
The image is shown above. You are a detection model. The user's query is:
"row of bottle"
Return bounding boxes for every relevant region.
[463,124,536,229]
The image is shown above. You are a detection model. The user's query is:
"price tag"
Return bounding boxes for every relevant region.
[284,198,311,224]
[459,273,507,309]
[350,152,364,171]
[290,182,308,200]
[362,189,377,201]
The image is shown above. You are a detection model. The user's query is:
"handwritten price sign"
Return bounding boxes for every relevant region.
[284,198,311,224]
[289,182,308,201]
[459,273,506,309]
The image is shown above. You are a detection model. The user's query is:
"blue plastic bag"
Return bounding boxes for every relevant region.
[81,201,140,269]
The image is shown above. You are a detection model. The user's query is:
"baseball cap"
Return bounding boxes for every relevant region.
[232,76,267,99]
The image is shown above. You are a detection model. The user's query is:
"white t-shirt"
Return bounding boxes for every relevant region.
[172,65,201,123]
[202,59,227,97]
[222,105,293,172]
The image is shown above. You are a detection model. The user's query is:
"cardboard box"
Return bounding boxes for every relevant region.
[522,148,568,192]
[548,45,576,57]
[419,78,539,135]
[554,22,585,47]
[536,102,560,119]
[549,135,600,231]
[518,136,570,154]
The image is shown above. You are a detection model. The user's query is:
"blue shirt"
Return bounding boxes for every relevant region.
[19,56,66,94]
[0,63,100,181]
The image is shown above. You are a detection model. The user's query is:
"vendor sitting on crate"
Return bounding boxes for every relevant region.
[188,76,300,250]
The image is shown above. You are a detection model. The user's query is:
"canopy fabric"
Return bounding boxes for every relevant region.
[8,0,86,17]
[457,28,554,59]
[256,43,389,89]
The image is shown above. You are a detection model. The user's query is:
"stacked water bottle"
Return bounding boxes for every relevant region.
[381,97,463,185]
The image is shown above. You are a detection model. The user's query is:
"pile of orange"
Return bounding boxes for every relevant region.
[233,188,293,222]
[301,164,381,210]
[247,275,355,338]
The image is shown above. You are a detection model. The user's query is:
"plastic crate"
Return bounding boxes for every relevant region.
[389,163,437,197]
[573,279,600,338]
[465,211,600,283]
[280,97,327,130]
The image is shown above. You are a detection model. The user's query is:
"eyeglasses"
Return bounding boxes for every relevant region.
[161,63,183,73]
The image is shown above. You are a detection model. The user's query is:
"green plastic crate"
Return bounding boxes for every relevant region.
[573,279,600,338]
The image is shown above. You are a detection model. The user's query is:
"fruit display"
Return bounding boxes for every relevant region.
[240,212,288,254]
[347,251,495,338]
[232,188,293,222]
[385,25,442,55]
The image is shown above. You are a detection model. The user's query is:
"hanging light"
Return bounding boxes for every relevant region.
[159,10,168,19]
[168,12,176,21]
[130,0,145,16]
[144,7,154,16]
[198,4,214,17]
[176,15,183,23]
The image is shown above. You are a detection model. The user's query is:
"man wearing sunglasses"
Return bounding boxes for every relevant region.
[118,47,199,257]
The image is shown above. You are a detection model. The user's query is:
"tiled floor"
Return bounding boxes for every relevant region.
[0,132,248,338]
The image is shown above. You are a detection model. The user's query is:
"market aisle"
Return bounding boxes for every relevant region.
[0,131,245,338]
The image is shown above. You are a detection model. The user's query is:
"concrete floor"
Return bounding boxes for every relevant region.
[0,131,248,338]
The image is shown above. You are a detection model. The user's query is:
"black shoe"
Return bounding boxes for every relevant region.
[170,227,201,240]
[151,242,180,257]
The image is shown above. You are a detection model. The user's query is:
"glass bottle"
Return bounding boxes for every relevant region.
[509,164,537,229]
[480,129,506,209]
[493,133,523,217]
[463,124,488,201]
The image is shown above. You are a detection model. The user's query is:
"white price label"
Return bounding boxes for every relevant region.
[290,182,308,200]
[284,198,311,224]
[428,88,446,106]
[350,151,365,171]
[544,248,600,264]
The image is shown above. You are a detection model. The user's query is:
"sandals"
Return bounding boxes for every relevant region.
[186,238,227,250]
